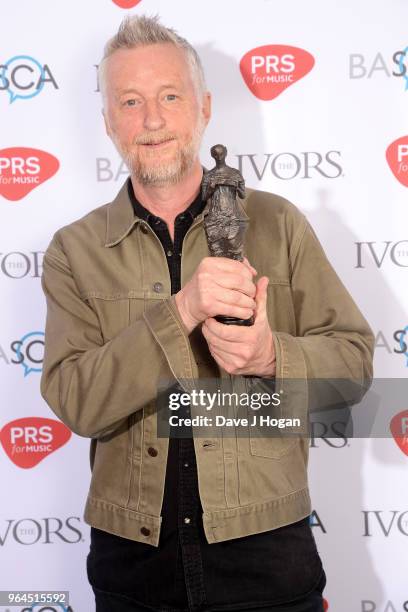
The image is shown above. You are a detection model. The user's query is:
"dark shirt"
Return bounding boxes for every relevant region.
[86,177,323,612]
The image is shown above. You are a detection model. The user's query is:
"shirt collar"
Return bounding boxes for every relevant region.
[104,167,249,248]
[127,178,206,225]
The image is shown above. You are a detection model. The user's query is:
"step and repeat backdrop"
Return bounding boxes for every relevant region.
[1,0,407,610]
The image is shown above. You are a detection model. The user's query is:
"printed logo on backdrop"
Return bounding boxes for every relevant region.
[374,328,408,367]
[112,0,142,6]
[0,251,43,278]
[239,45,315,100]
[386,136,408,187]
[362,510,408,536]
[361,601,408,612]
[0,417,71,468]
[309,510,326,533]
[0,148,59,201]
[0,331,44,375]
[390,410,408,456]
[349,46,408,91]
[95,151,343,182]
[0,515,82,545]
[0,56,58,103]
[309,419,348,448]
[236,151,342,180]
[355,241,408,268]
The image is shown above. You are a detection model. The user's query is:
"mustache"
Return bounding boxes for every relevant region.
[133,133,177,145]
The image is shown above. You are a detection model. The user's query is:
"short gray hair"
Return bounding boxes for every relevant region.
[98,14,206,102]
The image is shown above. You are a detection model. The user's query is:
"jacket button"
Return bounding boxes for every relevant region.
[153,282,163,293]
[147,446,158,457]
[140,526,151,536]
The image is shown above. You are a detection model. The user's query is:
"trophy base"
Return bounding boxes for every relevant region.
[214,315,254,326]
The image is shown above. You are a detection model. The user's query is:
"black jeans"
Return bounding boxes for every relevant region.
[90,567,326,612]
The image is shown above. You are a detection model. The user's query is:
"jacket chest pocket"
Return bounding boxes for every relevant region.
[248,424,299,459]
[84,292,147,342]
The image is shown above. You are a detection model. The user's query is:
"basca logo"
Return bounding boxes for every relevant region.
[0,417,71,468]
[239,45,315,100]
[349,47,408,91]
[362,510,408,536]
[112,0,142,6]
[361,601,408,611]
[355,241,408,268]
[0,331,45,376]
[386,136,408,187]
[0,250,43,278]
[0,515,82,545]
[0,148,59,201]
[374,328,408,367]
[390,410,408,456]
[0,56,58,103]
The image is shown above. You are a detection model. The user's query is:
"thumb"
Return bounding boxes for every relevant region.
[255,276,269,320]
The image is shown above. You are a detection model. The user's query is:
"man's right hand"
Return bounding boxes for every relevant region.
[174,256,257,334]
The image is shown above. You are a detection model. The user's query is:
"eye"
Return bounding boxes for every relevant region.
[164,94,178,101]
[123,98,138,107]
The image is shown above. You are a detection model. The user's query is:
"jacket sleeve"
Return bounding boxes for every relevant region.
[40,232,197,440]
[242,215,374,423]
[275,219,373,378]
[271,217,374,412]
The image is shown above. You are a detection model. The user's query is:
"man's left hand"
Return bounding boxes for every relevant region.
[202,276,276,377]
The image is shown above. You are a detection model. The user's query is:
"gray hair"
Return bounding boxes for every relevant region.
[98,14,206,103]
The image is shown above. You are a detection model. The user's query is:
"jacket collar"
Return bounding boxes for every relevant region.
[104,167,249,248]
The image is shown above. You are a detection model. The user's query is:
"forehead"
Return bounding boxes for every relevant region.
[104,43,194,93]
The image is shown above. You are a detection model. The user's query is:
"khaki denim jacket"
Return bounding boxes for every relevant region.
[40,177,374,547]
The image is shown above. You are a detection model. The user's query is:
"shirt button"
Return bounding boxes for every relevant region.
[147,446,158,457]
[166,250,173,257]
[140,224,148,234]
[184,517,191,524]
[184,462,189,467]
[140,526,151,536]
[153,282,163,293]
[179,214,186,221]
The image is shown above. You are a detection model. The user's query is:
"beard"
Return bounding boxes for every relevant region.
[112,115,206,186]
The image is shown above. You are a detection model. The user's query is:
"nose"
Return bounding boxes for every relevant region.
[143,99,165,131]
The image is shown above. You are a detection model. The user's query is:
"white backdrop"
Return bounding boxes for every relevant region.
[1,1,407,610]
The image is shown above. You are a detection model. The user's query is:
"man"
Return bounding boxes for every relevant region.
[40,14,374,612]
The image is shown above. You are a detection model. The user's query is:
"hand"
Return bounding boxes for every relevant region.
[175,257,257,334]
[201,276,276,377]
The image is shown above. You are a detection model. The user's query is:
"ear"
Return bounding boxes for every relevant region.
[201,91,212,126]
[102,108,112,138]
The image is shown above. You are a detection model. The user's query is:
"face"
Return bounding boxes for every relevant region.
[102,43,211,186]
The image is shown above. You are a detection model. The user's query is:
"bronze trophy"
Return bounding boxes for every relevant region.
[202,144,254,326]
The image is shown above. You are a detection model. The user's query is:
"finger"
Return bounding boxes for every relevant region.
[205,257,256,279]
[212,274,257,298]
[254,276,269,321]
[202,319,250,346]
[242,257,257,275]
[209,287,256,315]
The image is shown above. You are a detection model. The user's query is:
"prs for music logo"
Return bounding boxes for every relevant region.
[112,0,142,7]
[240,45,315,100]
